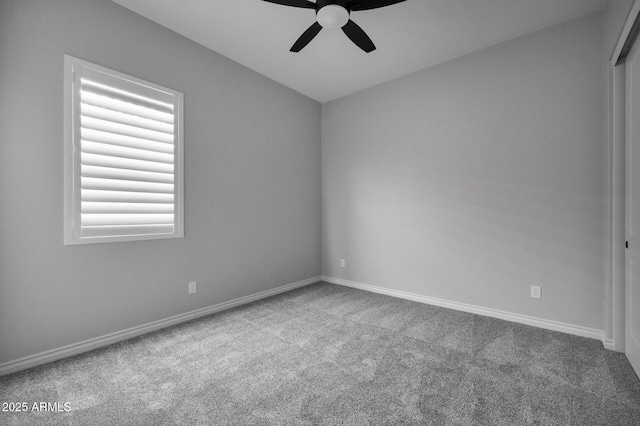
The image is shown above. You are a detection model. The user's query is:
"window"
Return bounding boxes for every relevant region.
[64,55,184,245]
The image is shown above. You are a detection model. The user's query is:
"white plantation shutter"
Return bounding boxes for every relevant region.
[64,55,183,244]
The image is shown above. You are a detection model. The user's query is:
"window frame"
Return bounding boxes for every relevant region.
[63,54,184,245]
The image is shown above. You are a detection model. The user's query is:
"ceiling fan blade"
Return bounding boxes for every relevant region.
[350,0,406,11]
[291,22,323,52]
[342,20,376,52]
[262,0,316,9]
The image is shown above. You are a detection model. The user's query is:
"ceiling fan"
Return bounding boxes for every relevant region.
[262,0,406,53]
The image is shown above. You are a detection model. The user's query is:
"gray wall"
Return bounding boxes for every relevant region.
[0,0,321,364]
[322,13,604,329]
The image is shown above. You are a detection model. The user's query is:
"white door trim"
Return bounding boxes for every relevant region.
[605,63,627,352]
[605,0,640,353]
[611,0,640,67]
[603,0,640,352]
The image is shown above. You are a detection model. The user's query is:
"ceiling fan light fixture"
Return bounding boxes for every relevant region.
[317,5,349,29]
[263,0,407,52]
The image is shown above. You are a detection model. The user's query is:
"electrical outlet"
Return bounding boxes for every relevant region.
[530,285,541,299]
[188,281,197,295]
[340,259,346,268]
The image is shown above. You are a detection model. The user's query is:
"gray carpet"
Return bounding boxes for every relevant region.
[1,282,640,425]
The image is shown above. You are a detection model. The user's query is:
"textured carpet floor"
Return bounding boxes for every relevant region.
[1,282,640,425]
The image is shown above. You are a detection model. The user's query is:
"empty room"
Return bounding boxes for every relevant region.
[1,0,640,424]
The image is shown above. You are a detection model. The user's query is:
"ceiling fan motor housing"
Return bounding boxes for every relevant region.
[316,0,351,29]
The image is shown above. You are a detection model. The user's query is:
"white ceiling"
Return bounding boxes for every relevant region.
[111,0,606,103]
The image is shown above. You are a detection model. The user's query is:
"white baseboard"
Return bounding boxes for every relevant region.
[0,276,320,377]
[602,338,616,351]
[322,276,605,343]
